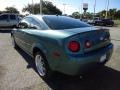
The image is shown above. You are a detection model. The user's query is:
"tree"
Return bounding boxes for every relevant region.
[85,12,93,19]
[5,7,19,14]
[71,12,93,19]
[97,10,106,18]
[97,8,120,19]
[71,12,80,19]
[109,8,117,19]
[22,1,62,15]
[116,10,120,19]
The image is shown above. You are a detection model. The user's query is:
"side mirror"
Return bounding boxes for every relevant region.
[29,25,38,29]
[18,22,29,29]
[30,26,37,29]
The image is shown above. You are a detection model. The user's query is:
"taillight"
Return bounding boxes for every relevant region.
[68,41,80,52]
[84,40,91,48]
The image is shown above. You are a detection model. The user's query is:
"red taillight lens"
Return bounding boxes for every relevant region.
[68,41,80,52]
[84,40,91,48]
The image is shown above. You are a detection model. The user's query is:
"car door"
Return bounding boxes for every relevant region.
[21,17,43,54]
[14,19,30,51]
[15,16,43,55]
[0,14,10,27]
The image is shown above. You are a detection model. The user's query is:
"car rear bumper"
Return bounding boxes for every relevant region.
[56,43,113,75]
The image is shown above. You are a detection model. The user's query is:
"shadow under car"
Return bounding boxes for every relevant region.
[15,46,120,90]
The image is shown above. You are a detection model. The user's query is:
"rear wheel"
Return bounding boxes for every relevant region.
[35,52,52,79]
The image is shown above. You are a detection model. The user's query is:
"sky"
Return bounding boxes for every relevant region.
[0,0,120,15]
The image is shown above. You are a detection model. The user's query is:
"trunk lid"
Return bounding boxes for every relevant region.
[63,27,110,53]
[78,29,110,53]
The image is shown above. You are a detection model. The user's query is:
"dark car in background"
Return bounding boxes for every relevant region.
[88,17,114,26]
[94,19,114,26]
[103,19,114,26]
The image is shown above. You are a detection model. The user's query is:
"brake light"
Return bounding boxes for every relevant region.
[84,40,91,48]
[68,41,80,52]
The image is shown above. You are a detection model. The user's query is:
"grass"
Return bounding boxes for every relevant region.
[114,20,120,27]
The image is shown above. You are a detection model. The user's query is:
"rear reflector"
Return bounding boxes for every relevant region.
[53,52,60,57]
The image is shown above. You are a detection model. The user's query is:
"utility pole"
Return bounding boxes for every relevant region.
[93,0,96,19]
[80,0,83,20]
[106,0,109,18]
[40,0,42,15]
[32,0,34,14]
[63,3,67,15]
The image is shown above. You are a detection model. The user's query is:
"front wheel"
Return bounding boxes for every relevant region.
[35,52,52,79]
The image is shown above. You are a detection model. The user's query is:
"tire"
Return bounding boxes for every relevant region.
[111,23,114,27]
[11,36,17,48]
[35,52,52,79]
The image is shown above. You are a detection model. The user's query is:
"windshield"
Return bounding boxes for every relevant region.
[43,15,90,30]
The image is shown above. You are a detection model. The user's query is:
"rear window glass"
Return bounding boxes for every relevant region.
[10,15,16,20]
[0,15,8,20]
[43,16,90,30]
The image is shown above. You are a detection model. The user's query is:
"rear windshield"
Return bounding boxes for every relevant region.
[43,16,90,30]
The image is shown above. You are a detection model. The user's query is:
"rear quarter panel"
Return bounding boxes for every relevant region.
[29,30,70,70]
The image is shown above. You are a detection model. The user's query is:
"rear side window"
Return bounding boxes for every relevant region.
[18,17,31,29]
[10,15,16,20]
[30,18,42,29]
[43,16,90,30]
[0,15,8,20]
[19,17,42,30]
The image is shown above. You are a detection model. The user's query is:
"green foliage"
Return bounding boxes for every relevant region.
[22,1,62,15]
[71,12,93,19]
[115,10,120,19]
[97,10,106,18]
[0,7,19,14]
[5,7,19,14]
[86,12,93,19]
[72,12,80,19]
[97,8,120,19]
[71,8,120,20]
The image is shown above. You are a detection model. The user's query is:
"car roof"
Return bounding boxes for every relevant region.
[26,15,67,20]
[0,13,18,16]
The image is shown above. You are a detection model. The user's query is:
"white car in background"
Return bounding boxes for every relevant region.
[0,13,20,28]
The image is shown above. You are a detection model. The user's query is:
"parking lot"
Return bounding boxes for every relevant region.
[0,27,120,90]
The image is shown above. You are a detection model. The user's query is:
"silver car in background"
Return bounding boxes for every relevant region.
[0,13,20,28]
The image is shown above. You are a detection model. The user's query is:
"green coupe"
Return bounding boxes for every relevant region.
[11,15,113,78]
